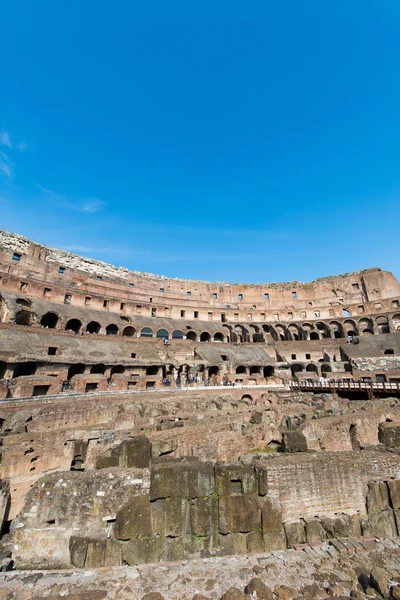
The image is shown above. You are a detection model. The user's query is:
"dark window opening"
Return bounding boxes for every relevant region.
[12,252,21,261]
[65,318,82,333]
[40,312,58,329]
[85,383,98,392]
[86,321,101,334]
[33,385,50,396]
[48,347,57,355]
[58,267,65,274]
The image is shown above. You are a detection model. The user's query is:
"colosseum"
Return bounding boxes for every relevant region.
[0,229,400,599]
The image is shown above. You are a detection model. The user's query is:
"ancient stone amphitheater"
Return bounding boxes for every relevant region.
[0,229,400,599]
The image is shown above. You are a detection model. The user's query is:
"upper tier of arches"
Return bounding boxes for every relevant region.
[1,231,400,321]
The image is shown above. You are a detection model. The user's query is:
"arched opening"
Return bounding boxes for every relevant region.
[140,327,153,338]
[156,329,169,339]
[264,366,274,377]
[241,394,253,402]
[253,332,265,343]
[209,366,219,376]
[186,331,197,341]
[146,366,159,375]
[362,329,374,335]
[200,332,211,342]
[13,362,36,378]
[90,364,106,375]
[343,309,351,317]
[106,324,119,336]
[306,364,318,373]
[110,365,125,376]
[291,364,303,376]
[15,310,32,326]
[86,321,101,334]
[122,326,135,337]
[65,318,82,334]
[68,363,85,380]
[214,332,224,342]
[310,332,319,340]
[376,316,390,335]
[347,330,357,337]
[249,366,261,375]
[236,366,247,374]
[172,330,183,339]
[40,312,58,329]
[321,364,332,374]
[16,298,31,307]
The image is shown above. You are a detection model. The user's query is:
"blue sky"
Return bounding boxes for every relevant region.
[1,0,400,283]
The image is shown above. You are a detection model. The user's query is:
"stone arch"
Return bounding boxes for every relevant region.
[359,317,374,335]
[287,324,300,341]
[214,332,224,342]
[86,321,101,334]
[110,365,125,376]
[321,364,332,374]
[40,312,59,329]
[106,324,119,336]
[156,329,169,339]
[16,297,31,307]
[208,366,219,376]
[172,330,183,339]
[122,326,135,337]
[68,363,85,379]
[292,364,304,376]
[306,363,318,373]
[329,321,344,339]
[316,322,330,338]
[376,315,390,334]
[65,318,82,333]
[310,331,319,340]
[249,366,261,375]
[343,319,358,336]
[200,332,211,342]
[264,365,275,377]
[186,331,197,341]
[140,327,153,338]
[391,313,400,330]
[236,365,247,374]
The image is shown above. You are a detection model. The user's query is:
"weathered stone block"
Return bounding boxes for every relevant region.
[69,535,88,568]
[263,532,286,551]
[85,538,106,568]
[261,497,283,534]
[320,514,361,538]
[151,498,165,535]
[217,533,247,555]
[95,455,120,469]
[388,480,400,509]
[165,534,208,562]
[215,464,257,496]
[362,509,397,537]
[151,439,178,458]
[305,519,327,542]
[121,437,151,468]
[378,422,400,448]
[219,494,261,534]
[282,431,308,453]
[104,537,121,567]
[164,497,190,537]
[367,481,390,514]
[284,521,306,547]
[150,462,213,500]
[190,496,217,537]
[114,495,153,540]
[121,536,165,565]
[247,530,265,553]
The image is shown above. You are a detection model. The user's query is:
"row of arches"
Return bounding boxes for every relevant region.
[13,308,400,343]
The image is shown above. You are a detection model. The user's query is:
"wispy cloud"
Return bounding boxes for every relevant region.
[0,130,27,151]
[37,184,108,213]
[0,132,12,148]
[0,151,13,179]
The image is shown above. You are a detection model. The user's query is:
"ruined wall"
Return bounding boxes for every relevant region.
[10,449,400,569]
